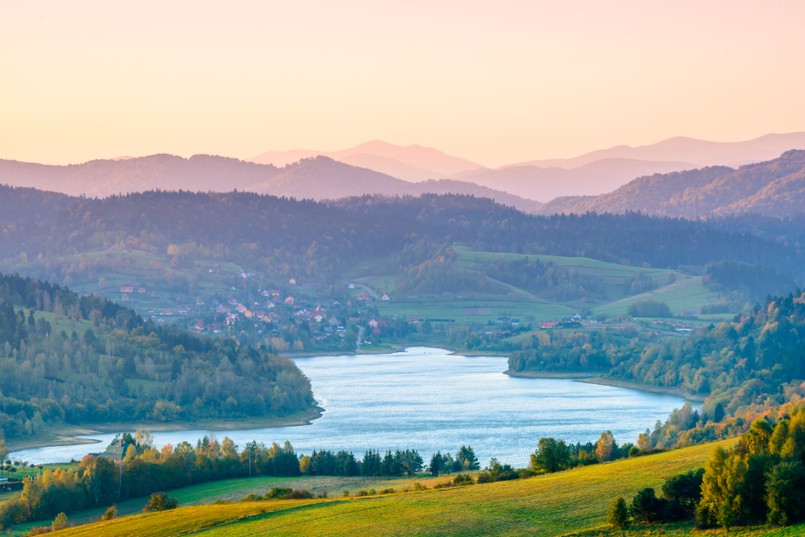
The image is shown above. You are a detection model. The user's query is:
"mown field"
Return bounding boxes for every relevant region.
[50,439,747,536]
[371,248,727,325]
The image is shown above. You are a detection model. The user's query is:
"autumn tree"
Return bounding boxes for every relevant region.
[595,431,617,462]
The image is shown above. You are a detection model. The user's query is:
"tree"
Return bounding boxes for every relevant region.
[697,446,747,529]
[144,492,178,512]
[51,512,70,531]
[608,497,629,529]
[596,431,617,462]
[455,446,479,471]
[630,487,665,523]
[765,460,805,526]
[0,437,7,469]
[429,452,444,476]
[662,468,704,519]
[530,437,571,473]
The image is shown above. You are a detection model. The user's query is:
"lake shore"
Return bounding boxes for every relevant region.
[505,369,705,402]
[8,406,324,453]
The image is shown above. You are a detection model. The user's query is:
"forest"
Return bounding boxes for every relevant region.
[0,273,315,441]
[509,290,805,449]
[1,186,803,299]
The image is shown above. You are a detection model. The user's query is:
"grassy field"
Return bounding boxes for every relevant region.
[589,276,720,318]
[376,296,576,324]
[50,439,747,536]
[371,248,727,325]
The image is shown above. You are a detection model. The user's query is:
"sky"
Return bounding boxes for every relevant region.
[1,1,805,167]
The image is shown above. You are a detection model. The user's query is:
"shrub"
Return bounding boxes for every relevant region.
[144,492,178,512]
[452,474,474,486]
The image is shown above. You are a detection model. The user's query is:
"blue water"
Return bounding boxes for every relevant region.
[11,348,683,467]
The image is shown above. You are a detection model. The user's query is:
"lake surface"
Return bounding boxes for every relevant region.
[12,347,684,467]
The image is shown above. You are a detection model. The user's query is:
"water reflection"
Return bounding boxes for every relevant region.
[12,348,683,467]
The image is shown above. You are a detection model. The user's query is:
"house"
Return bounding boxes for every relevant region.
[381,293,391,301]
[138,287,147,294]
[120,285,134,293]
[540,321,558,329]
[284,296,295,305]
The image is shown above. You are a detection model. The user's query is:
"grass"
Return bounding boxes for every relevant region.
[376,296,575,324]
[51,439,745,536]
[7,473,454,535]
[591,276,721,317]
[371,248,727,324]
[563,521,805,537]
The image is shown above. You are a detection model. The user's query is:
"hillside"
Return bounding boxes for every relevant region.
[456,158,693,202]
[49,439,735,536]
[0,188,803,339]
[537,150,805,217]
[0,273,316,443]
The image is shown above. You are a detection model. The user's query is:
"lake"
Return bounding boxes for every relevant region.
[11,347,684,467]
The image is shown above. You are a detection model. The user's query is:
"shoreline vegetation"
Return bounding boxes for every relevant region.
[10,346,692,456]
[504,369,705,403]
[7,406,324,453]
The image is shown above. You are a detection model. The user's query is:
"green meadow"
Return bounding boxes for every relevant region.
[50,439,754,537]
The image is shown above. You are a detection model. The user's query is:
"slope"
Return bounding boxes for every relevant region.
[537,150,805,218]
[52,439,735,536]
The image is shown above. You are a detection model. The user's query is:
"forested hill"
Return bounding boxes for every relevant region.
[0,273,315,441]
[537,150,805,218]
[1,187,804,284]
[509,290,805,447]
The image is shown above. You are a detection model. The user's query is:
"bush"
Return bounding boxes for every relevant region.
[452,474,474,486]
[627,300,671,318]
[144,492,178,512]
[99,505,117,521]
[630,487,665,523]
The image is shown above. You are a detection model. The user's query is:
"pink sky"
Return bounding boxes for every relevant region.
[1,1,804,166]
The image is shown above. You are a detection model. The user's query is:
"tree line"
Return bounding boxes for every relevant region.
[509,290,805,450]
[2,186,803,295]
[608,406,805,530]
[0,433,481,529]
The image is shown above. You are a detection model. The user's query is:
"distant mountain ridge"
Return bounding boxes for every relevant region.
[251,140,484,181]
[0,154,539,212]
[536,150,805,218]
[3,132,805,210]
[251,133,805,202]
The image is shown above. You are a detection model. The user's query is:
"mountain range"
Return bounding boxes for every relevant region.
[250,132,805,201]
[0,154,539,212]
[2,132,805,216]
[537,150,805,218]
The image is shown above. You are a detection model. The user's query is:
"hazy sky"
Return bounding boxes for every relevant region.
[2,1,804,166]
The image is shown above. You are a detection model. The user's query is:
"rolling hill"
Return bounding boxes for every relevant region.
[0,154,538,211]
[48,439,737,537]
[537,150,805,218]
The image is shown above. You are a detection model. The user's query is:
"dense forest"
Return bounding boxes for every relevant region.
[509,290,805,447]
[0,273,315,441]
[1,186,804,293]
